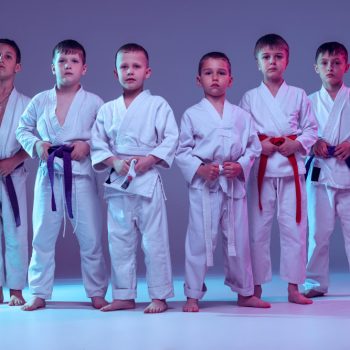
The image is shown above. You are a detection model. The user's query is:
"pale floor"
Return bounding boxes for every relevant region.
[1,274,350,350]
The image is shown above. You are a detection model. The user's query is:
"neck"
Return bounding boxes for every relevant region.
[123,88,143,107]
[324,81,343,100]
[0,78,14,97]
[205,94,226,116]
[263,78,284,97]
[56,83,80,95]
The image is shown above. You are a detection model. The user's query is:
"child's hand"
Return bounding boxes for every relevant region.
[261,138,278,156]
[278,138,302,157]
[223,162,243,179]
[70,141,90,161]
[313,139,329,158]
[0,157,17,177]
[196,163,219,181]
[112,158,129,175]
[134,155,159,173]
[334,141,350,160]
[35,141,52,161]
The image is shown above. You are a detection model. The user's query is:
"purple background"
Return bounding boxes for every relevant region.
[2,0,350,277]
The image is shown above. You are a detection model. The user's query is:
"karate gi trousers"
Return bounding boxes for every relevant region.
[28,167,107,299]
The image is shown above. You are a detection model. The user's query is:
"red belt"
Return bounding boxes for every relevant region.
[258,134,301,223]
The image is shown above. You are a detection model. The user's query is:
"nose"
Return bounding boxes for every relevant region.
[0,53,3,62]
[64,63,71,69]
[127,67,133,75]
[327,62,333,71]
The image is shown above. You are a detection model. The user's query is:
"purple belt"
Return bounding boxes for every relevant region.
[306,145,350,180]
[47,145,74,219]
[4,163,24,227]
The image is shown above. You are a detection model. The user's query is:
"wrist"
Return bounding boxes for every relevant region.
[104,156,118,168]
[196,163,205,175]
[147,154,159,165]
[295,140,304,153]
[112,159,124,173]
[35,140,43,153]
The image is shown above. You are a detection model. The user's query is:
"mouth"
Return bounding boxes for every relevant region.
[211,84,220,88]
[126,78,136,82]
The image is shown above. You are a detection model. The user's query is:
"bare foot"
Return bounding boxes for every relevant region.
[288,283,313,305]
[91,296,108,309]
[304,289,325,298]
[144,299,168,314]
[0,287,3,303]
[21,297,46,311]
[183,298,199,312]
[254,285,262,298]
[237,294,271,308]
[9,289,26,306]
[100,299,135,312]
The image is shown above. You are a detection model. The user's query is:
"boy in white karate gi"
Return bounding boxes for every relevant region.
[16,40,108,311]
[0,39,30,306]
[304,42,350,298]
[176,52,270,312]
[239,34,317,304]
[91,43,178,313]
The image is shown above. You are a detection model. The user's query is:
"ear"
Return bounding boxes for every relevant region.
[145,67,152,79]
[256,59,261,71]
[285,53,289,67]
[345,63,350,74]
[51,63,56,76]
[114,68,119,80]
[314,64,319,74]
[196,75,202,87]
[81,64,88,76]
[14,63,21,74]
[228,75,233,87]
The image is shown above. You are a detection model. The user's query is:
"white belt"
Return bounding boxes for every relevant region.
[202,174,236,267]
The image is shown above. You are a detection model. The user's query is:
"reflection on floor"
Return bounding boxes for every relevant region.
[1,274,349,350]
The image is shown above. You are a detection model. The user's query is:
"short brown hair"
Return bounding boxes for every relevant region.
[198,51,231,75]
[254,34,289,60]
[115,43,149,66]
[0,39,21,63]
[315,42,348,63]
[52,39,86,64]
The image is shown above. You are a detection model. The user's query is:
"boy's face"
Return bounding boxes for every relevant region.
[0,43,21,82]
[256,46,288,82]
[115,51,151,93]
[51,51,87,88]
[315,52,349,88]
[197,58,232,98]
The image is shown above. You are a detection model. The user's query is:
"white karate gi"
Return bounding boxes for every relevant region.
[176,98,261,299]
[239,82,317,285]
[91,90,178,300]
[304,85,350,293]
[16,86,108,299]
[0,88,30,290]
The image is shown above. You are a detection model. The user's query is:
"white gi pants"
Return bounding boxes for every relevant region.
[248,175,307,285]
[107,181,174,300]
[28,167,108,299]
[0,166,28,289]
[305,183,350,293]
[184,187,254,299]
